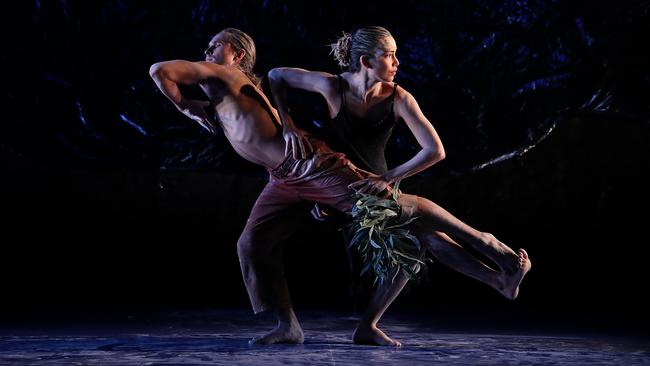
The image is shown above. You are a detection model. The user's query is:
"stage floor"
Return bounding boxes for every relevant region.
[1,309,648,365]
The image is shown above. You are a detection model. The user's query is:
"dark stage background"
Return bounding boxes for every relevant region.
[2,1,649,335]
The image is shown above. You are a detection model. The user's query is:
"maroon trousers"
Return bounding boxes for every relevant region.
[237,140,419,313]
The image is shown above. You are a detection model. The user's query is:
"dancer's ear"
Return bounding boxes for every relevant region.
[234,49,246,64]
[360,54,373,69]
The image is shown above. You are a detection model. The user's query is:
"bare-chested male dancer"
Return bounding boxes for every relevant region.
[150,28,530,347]
[150,28,368,345]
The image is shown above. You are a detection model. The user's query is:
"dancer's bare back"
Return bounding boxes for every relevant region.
[150,60,286,169]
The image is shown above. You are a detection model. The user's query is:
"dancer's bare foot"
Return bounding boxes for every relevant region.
[499,249,532,300]
[250,322,304,345]
[353,324,402,347]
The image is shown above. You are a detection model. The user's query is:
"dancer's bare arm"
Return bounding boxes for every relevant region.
[149,60,226,133]
[349,88,445,195]
[268,68,337,158]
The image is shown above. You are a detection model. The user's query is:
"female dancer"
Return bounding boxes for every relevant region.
[268,26,531,346]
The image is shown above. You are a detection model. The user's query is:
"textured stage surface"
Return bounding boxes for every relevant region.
[1,309,648,365]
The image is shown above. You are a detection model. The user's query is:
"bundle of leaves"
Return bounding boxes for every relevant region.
[346,181,429,286]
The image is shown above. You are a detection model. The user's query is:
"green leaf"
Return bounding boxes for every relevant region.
[349,228,368,248]
[394,250,426,264]
[369,237,382,249]
[392,178,403,201]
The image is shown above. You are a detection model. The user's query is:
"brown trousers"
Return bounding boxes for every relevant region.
[237,140,418,313]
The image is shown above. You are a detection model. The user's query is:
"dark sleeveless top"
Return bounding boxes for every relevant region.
[324,76,398,174]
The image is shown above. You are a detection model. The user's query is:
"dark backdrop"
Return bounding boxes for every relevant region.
[2,0,649,334]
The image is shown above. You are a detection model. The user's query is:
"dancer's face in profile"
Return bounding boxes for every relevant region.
[204,32,239,66]
[366,36,400,82]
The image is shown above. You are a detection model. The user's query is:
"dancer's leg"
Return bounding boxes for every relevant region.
[416,229,529,299]
[406,194,531,280]
[237,182,310,344]
[420,229,500,286]
[352,269,411,347]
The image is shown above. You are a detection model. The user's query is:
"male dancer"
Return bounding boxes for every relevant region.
[151,28,371,345]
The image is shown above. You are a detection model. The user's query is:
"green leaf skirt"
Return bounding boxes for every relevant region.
[345,181,429,286]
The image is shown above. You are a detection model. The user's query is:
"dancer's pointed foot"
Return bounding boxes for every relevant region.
[500,248,531,300]
[353,324,402,347]
[250,323,304,345]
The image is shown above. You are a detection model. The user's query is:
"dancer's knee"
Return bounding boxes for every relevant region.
[237,231,267,259]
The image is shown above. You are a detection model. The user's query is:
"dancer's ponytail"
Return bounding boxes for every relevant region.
[330,31,352,68]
